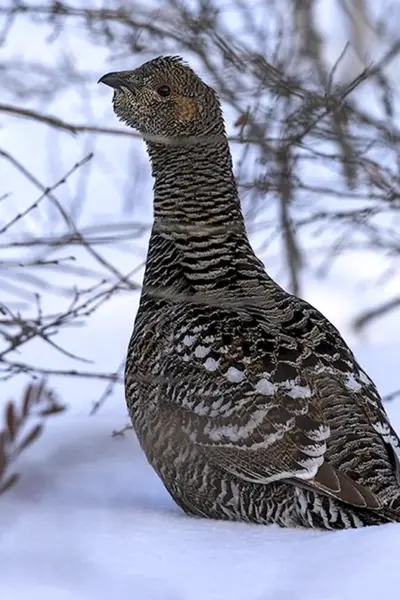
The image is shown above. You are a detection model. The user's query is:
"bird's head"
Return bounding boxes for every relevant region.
[98,56,224,141]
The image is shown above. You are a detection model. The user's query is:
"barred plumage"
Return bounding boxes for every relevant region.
[99,56,400,529]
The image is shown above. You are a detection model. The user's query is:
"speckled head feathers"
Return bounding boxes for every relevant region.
[99,55,224,139]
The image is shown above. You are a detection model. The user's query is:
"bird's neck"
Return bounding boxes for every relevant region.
[142,139,267,299]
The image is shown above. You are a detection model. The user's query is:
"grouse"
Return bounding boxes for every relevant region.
[99,56,400,529]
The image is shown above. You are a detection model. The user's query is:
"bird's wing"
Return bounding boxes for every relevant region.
[160,305,386,511]
[287,296,400,477]
[178,382,382,511]
[265,294,400,483]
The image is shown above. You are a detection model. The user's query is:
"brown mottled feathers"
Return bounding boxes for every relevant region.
[100,56,400,529]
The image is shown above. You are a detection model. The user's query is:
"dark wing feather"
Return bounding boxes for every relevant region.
[292,463,382,509]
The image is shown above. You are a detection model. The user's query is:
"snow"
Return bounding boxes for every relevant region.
[1,347,400,599]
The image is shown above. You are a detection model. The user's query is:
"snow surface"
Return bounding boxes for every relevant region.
[1,346,400,600]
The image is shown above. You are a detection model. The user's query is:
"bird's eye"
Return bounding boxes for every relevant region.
[157,85,171,98]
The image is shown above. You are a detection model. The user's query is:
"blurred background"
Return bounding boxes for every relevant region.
[1,0,400,494]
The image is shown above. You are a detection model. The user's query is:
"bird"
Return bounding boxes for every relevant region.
[99,56,400,529]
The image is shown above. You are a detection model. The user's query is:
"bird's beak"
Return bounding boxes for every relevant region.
[98,72,127,90]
